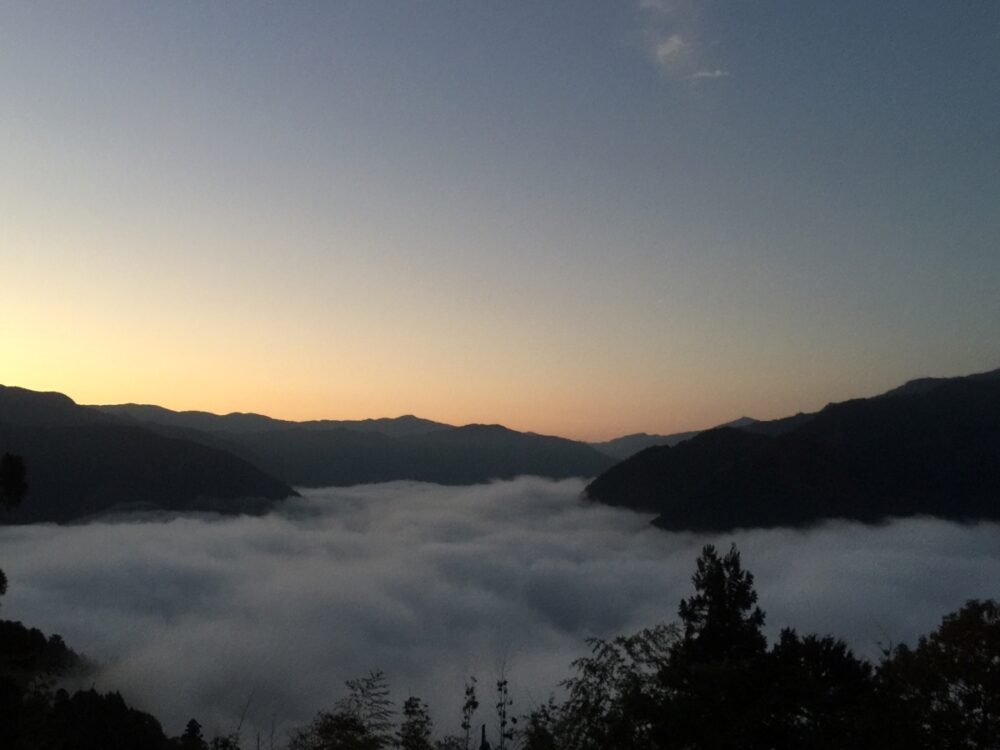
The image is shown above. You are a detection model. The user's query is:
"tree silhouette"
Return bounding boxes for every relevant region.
[495,672,514,750]
[520,699,558,750]
[0,454,27,510]
[676,543,766,662]
[47,688,167,750]
[881,599,1000,749]
[287,711,381,750]
[767,628,876,748]
[553,624,677,749]
[460,676,478,750]
[290,671,394,750]
[0,454,26,606]
[398,696,434,750]
[179,718,208,750]
[337,670,394,747]
[653,544,770,749]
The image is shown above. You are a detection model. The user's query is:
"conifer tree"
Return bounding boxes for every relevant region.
[654,543,771,749]
[180,718,208,750]
[676,543,766,662]
[398,696,434,750]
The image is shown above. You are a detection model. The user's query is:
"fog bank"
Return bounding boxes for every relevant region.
[1,477,998,739]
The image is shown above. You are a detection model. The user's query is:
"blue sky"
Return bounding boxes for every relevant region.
[3,1,998,438]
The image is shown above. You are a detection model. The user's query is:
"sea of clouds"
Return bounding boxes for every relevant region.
[1,477,999,741]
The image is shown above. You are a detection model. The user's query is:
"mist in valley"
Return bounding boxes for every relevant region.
[2,477,998,740]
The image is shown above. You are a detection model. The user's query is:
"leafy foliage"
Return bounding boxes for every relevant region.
[287,710,382,750]
[522,545,881,750]
[529,624,678,750]
[495,673,514,750]
[880,599,1000,749]
[460,675,479,750]
[766,629,877,748]
[289,670,395,750]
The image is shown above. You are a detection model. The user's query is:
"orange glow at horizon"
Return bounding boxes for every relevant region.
[6,232,991,442]
[4,315,887,443]
[6,235,987,443]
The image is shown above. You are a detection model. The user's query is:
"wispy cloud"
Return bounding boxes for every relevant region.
[655,34,690,67]
[638,0,729,81]
[689,68,730,80]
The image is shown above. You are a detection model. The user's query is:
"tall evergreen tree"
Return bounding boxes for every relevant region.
[179,718,208,750]
[676,544,766,662]
[654,544,770,750]
[398,696,434,750]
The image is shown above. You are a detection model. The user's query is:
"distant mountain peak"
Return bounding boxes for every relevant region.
[0,385,112,427]
[84,399,611,487]
[589,417,761,461]
[879,366,1000,399]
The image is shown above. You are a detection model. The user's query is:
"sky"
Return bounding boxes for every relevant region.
[3,1,999,440]
[3,478,999,739]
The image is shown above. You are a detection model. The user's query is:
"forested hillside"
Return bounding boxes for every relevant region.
[586,369,1000,530]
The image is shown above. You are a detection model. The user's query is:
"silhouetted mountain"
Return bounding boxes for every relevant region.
[0,386,297,523]
[234,423,614,486]
[96,406,615,486]
[585,368,1000,531]
[97,404,450,437]
[739,412,815,437]
[877,367,1000,398]
[403,424,615,485]
[590,417,758,460]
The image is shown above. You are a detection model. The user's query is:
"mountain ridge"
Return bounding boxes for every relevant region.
[92,403,614,487]
[589,417,759,459]
[0,386,298,524]
[96,403,452,437]
[585,367,1000,531]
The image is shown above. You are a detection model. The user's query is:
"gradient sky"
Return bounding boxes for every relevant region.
[3,1,998,440]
